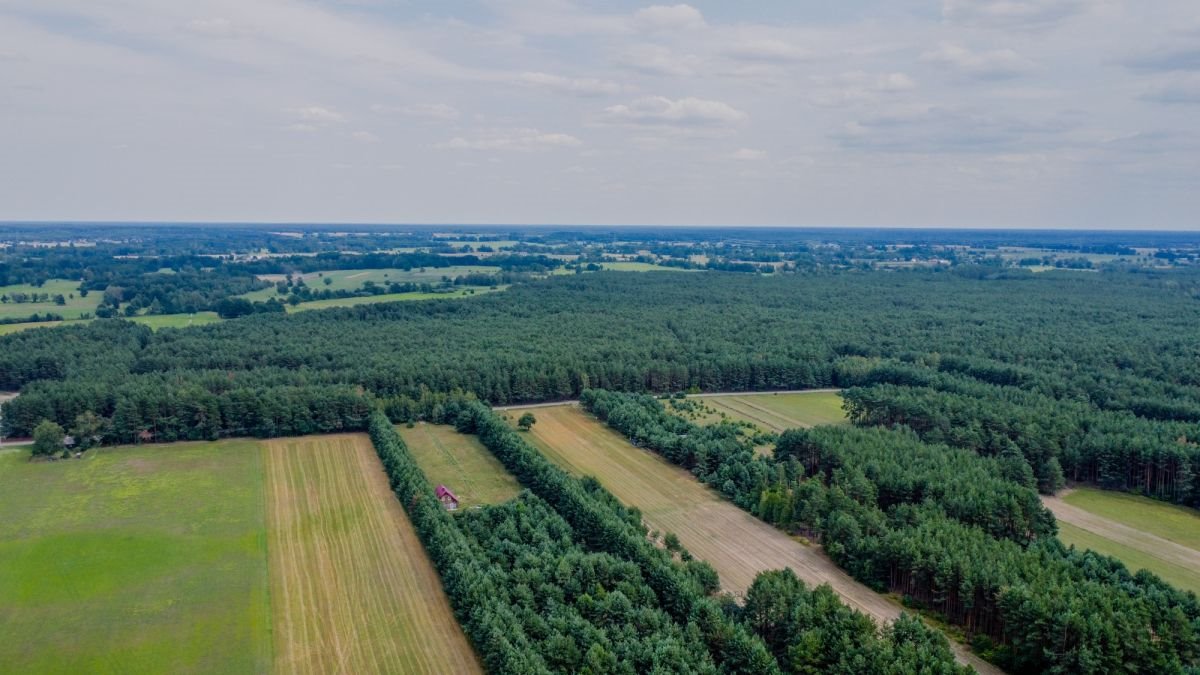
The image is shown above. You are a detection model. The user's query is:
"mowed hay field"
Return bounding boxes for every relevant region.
[264,435,481,675]
[0,441,271,674]
[672,391,847,433]
[510,404,999,674]
[1047,488,1200,595]
[398,423,521,506]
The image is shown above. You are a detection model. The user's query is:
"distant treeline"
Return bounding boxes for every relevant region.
[0,249,560,318]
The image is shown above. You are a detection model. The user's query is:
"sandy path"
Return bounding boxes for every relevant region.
[264,434,481,675]
[512,405,1000,674]
[1043,493,1200,573]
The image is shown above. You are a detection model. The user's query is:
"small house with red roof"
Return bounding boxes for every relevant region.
[435,485,459,511]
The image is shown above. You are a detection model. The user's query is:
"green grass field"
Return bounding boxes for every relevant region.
[284,286,505,312]
[1063,488,1200,551]
[398,423,521,506]
[244,267,498,301]
[0,320,70,335]
[599,262,696,272]
[0,313,221,336]
[1057,522,1200,594]
[0,279,98,321]
[668,391,847,433]
[0,441,271,674]
[127,312,222,330]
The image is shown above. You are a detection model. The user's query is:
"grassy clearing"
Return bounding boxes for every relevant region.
[1057,522,1200,594]
[398,423,521,506]
[0,320,71,335]
[245,267,498,301]
[264,435,480,674]
[667,391,847,433]
[599,262,696,272]
[0,279,98,320]
[1062,487,1200,551]
[128,312,222,330]
[0,312,222,336]
[283,286,505,312]
[0,440,271,674]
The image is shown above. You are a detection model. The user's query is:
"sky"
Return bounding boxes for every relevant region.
[0,1,1197,229]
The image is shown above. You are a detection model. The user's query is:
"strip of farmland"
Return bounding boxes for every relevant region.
[264,434,481,675]
[1045,491,1200,594]
[509,404,1000,674]
[398,422,521,506]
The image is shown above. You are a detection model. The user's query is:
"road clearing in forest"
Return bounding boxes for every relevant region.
[1045,489,1200,594]
[506,404,1000,674]
[264,434,481,675]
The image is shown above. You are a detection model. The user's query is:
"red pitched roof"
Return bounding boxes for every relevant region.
[435,485,458,502]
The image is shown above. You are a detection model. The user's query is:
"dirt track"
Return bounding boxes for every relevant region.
[264,434,480,675]
[510,405,1000,674]
[1043,492,1200,574]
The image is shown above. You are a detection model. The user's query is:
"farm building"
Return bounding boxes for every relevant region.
[435,485,459,511]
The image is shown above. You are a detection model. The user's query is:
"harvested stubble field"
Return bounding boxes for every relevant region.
[507,403,999,674]
[264,434,481,675]
[398,422,521,506]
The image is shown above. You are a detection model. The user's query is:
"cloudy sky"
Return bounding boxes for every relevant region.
[1,1,1197,228]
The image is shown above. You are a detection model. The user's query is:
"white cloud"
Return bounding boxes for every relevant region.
[516,72,622,97]
[372,103,461,121]
[182,18,247,39]
[350,130,380,143]
[723,39,808,64]
[942,0,1086,29]
[633,4,706,32]
[922,43,1036,79]
[809,72,917,107]
[613,44,699,77]
[286,106,346,124]
[439,128,583,151]
[601,96,748,126]
[1141,74,1200,104]
[732,148,767,160]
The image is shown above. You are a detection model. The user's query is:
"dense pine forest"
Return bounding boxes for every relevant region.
[6,269,1200,513]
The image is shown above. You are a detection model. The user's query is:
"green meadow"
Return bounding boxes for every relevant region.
[1057,522,1200,595]
[1063,487,1200,551]
[0,441,271,674]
